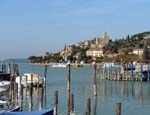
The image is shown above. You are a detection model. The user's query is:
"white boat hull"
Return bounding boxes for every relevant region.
[16,73,44,87]
[0,81,10,90]
[51,63,67,68]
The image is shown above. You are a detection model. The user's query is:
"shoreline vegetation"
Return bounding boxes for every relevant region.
[29,62,94,67]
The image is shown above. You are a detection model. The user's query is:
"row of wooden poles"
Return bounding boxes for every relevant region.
[1,64,45,111]
[53,64,122,115]
[98,63,150,81]
[0,64,23,110]
[9,64,23,111]
[1,63,122,115]
[1,64,7,73]
[13,64,46,111]
[1,64,13,74]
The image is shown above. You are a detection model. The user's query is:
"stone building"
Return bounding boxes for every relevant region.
[86,48,104,57]
[90,32,109,48]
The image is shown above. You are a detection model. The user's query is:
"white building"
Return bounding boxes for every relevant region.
[86,48,104,57]
[133,49,144,55]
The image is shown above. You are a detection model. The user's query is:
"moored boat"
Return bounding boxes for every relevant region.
[16,73,44,87]
[0,88,7,93]
[0,100,20,112]
[50,63,67,68]
[0,81,10,90]
[0,108,53,115]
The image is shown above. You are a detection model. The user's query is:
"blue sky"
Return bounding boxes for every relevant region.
[0,0,150,59]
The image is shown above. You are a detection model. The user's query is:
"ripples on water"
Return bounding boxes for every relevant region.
[1,63,150,115]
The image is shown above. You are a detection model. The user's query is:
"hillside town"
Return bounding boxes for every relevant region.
[28,31,150,63]
[60,32,109,62]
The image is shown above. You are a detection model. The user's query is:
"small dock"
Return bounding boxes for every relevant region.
[97,63,150,81]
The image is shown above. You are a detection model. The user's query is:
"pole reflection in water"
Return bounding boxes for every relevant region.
[29,85,33,111]
[38,87,44,110]
[93,95,97,115]
[97,80,150,102]
[22,86,45,111]
[131,82,135,97]
[67,90,70,115]
[44,65,48,108]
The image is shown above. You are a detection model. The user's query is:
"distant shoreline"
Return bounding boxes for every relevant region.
[29,62,103,68]
[29,62,93,67]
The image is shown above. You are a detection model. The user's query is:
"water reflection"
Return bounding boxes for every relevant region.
[22,87,45,111]
[97,80,150,103]
[93,95,97,115]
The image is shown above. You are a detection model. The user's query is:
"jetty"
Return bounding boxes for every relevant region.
[97,62,150,81]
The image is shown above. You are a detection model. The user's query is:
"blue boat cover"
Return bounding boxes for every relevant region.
[0,108,53,115]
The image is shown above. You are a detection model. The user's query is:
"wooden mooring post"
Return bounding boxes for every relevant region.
[1,64,4,73]
[25,75,28,108]
[15,83,18,102]
[4,64,6,73]
[116,102,121,115]
[44,65,48,86]
[8,64,11,75]
[37,75,40,88]
[54,90,58,115]
[11,64,19,104]
[20,84,24,111]
[67,64,71,92]
[9,64,12,101]
[67,64,71,115]
[130,63,134,81]
[2,64,6,73]
[10,80,14,103]
[29,74,33,111]
[140,64,143,81]
[148,64,150,81]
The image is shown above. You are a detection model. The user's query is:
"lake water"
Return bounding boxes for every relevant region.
[2,63,150,115]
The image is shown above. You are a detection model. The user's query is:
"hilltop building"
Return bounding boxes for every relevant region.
[77,32,109,49]
[90,32,109,48]
[60,45,76,61]
[77,40,90,49]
